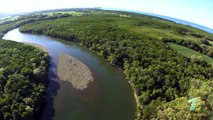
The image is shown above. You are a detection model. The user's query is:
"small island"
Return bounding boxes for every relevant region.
[57,54,94,90]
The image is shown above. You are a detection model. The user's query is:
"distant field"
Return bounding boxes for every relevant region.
[0,16,19,24]
[168,42,213,66]
[42,11,84,16]
[208,40,213,45]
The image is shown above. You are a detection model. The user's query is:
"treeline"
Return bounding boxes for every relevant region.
[19,14,213,119]
[163,38,213,58]
[0,13,71,38]
[0,40,49,120]
[122,10,213,58]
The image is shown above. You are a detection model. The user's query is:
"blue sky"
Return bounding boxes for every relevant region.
[0,0,212,29]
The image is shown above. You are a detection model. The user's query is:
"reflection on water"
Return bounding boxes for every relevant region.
[3,28,136,120]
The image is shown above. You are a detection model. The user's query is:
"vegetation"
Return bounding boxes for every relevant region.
[0,12,73,38]
[0,40,49,120]
[19,11,213,119]
[168,43,213,66]
[157,78,213,119]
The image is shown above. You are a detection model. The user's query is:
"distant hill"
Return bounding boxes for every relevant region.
[0,13,14,18]
[0,14,7,18]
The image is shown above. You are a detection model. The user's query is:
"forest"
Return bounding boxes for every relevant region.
[0,10,212,119]
[18,11,213,119]
[0,12,73,38]
[0,40,49,120]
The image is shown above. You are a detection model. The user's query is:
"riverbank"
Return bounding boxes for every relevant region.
[128,81,142,119]
[23,42,48,52]
[0,40,49,120]
[57,53,94,90]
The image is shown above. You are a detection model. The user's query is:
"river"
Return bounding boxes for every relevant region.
[3,28,136,120]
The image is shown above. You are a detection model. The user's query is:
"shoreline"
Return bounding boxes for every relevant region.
[128,81,142,119]
[57,53,94,90]
[23,39,140,119]
[23,42,48,52]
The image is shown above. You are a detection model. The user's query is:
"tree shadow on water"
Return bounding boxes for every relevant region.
[41,57,60,120]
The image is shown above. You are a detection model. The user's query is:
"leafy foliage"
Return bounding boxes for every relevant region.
[168,43,213,66]
[0,12,72,38]
[19,12,213,119]
[0,40,49,120]
[157,79,213,120]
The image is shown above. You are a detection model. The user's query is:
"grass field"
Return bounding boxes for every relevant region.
[43,11,84,16]
[168,42,213,66]
[0,16,19,24]
[208,40,213,45]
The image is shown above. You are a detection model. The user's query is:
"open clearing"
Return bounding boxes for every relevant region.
[168,43,213,66]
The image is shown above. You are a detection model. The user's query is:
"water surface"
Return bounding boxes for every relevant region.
[3,28,136,120]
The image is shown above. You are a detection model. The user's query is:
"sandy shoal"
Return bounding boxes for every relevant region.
[57,53,94,90]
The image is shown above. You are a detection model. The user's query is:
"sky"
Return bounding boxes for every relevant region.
[0,0,212,29]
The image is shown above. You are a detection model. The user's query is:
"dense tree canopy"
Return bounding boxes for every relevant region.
[0,9,212,119]
[0,12,72,38]
[0,40,49,120]
[19,11,213,119]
